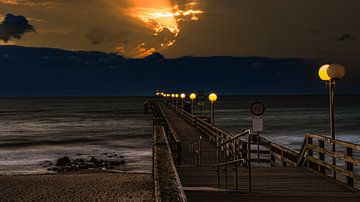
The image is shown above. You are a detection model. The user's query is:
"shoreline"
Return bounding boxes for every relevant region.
[0,170,153,201]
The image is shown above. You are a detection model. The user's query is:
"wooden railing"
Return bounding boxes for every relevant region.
[257,136,299,167]
[168,103,297,166]
[151,102,182,164]
[165,101,360,190]
[153,124,187,202]
[299,133,360,189]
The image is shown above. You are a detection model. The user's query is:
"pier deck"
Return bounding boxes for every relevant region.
[158,102,360,202]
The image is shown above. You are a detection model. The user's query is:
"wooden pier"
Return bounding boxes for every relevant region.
[150,100,360,202]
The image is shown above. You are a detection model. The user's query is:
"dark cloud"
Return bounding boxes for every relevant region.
[336,34,355,41]
[86,28,113,45]
[0,13,35,42]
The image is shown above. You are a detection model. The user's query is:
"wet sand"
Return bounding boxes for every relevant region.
[0,171,153,201]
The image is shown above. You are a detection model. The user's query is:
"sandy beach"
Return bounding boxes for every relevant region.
[0,171,153,201]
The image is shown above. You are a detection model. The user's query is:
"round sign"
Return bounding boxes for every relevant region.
[250,102,265,116]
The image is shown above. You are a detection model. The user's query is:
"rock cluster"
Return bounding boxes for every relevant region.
[47,156,125,173]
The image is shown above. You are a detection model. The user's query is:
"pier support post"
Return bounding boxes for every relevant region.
[319,140,325,173]
[248,132,252,193]
[346,147,354,187]
[307,137,314,169]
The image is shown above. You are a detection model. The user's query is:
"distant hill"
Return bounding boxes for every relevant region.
[0,45,355,96]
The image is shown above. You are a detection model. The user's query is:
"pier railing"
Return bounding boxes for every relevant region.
[168,102,297,166]
[151,102,182,164]
[166,101,360,190]
[299,133,360,189]
[257,136,299,167]
[153,124,187,202]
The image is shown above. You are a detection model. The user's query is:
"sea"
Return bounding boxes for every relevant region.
[0,96,359,175]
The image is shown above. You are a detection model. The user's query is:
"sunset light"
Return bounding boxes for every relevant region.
[127,0,203,56]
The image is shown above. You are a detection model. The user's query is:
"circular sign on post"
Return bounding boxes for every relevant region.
[250,102,265,116]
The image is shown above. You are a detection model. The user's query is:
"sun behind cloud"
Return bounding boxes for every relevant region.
[125,0,203,57]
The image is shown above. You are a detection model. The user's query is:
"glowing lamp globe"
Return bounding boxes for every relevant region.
[171,94,175,98]
[175,94,179,98]
[318,64,346,81]
[208,93,218,102]
[180,93,186,99]
[190,93,197,100]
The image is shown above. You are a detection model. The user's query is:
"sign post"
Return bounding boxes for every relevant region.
[250,102,265,163]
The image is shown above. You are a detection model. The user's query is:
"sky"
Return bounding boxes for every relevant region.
[0,0,359,67]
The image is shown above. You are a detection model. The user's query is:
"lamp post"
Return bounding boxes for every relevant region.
[190,93,197,114]
[208,93,218,126]
[171,94,175,104]
[318,63,345,178]
[175,94,179,108]
[180,93,186,109]
[166,94,170,103]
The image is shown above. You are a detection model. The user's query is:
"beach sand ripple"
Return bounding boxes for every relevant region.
[0,171,153,201]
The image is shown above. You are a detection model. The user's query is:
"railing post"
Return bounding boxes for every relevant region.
[319,139,325,173]
[233,141,237,189]
[216,148,220,188]
[225,164,228,189]
[177,142,182,165]
[346,147,354,187]
[248,132,252,193]
[270,146,275,167]
[198,136,202,167]
[282,150,287,167]
[307,136,313,169]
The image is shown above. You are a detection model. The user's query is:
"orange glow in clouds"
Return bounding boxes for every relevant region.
[127,0,203,57]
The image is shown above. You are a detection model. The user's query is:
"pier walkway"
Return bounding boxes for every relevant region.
[151,101,360,202]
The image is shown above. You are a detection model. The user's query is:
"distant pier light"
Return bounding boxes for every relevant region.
[180,93,186,109]
[208,93,218,102]
[318,63,345,178]
[190,93,197,114]
[208,93,218,126]
[175,94,179,107]
[171,94,175,104]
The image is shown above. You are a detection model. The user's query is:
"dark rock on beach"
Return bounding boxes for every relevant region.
[56,157,71,166]
[48,156,126,173]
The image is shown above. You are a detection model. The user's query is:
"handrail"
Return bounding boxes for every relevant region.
[217,130,251,148]
[215,128,251,191]
[212,159,245,169]
[211,158,246,190]
[189,136,202,166]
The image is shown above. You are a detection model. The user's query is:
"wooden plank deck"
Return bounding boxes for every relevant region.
[159,103,360,202]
